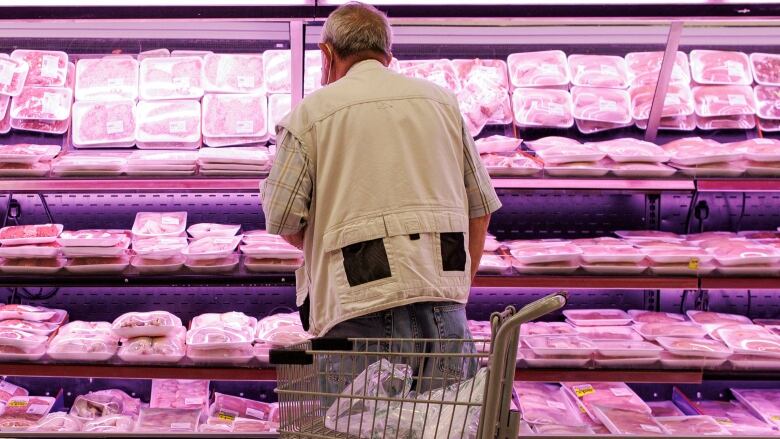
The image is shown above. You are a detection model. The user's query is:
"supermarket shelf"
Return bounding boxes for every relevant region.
[514,368,702,383]
[0,363,277,381]
[474,275,698,289]
[697,179,780,193]
[700,277,780,290]
[492,177,694,191]
[1,177,264,193]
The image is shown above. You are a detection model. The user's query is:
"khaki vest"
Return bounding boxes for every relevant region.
[278,59,472,336]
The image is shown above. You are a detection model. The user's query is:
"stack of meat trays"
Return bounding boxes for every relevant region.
[475,135,541,177]
[126,150,198,176]
[519,321,590,368]
[203,393,279,433]
[567,54,632,133]
[181,224,241,273]
[130,211,188,273]
[0,305,67,362]
[267,93,291,142]
[508,51,574,129]
[626,51,695,131]
[48,321,120,362]
[58,229,131,275]
[577,242,648,275]
[528,137,609,177]
[113,311,185,364]
[704,238,780,276]
[676,389,776,436]
[0,143,60,177]
[8,50,74,136]
[690,50,757,130]
[509,239,582,274]
[570,309,662,368]
[588,138,675,178]
[561,382,650,435]
[197,146,271,175]
[662,137,745,177]
[240,230,303,272]
[51,151,129,176]
[453,59,512,136]
[751,52,780,131]
[186,312,255,365]
[514,382,593,435]
[728,138,780,176]
[254,312,309,364]
[0,224,65,274]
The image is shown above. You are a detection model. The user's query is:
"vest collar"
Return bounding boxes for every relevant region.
[345,59,385,77]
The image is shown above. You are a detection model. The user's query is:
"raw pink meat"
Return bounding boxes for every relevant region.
[132,236,187,257]
[625,51,690,86]
[210,393,278,421]
[525,136,581,151]
[117,329,186,358]
[571,86,631,124]
[647,401,684,417]
[628,311,685,324]
[480,152,542,172]
[754,85,780,119]
[708,241,780,265]
[635,114,697,131]
[0,304,58,322]
[535,143,605,165]
[594,405,666,435]
[474,135,520,154]
[751,53,780,85]
[687,311,751,328]
[70,389,140,420]
[562,382,650,421]
[0,93,8,119]
[132,212,186,238]
[661,137,737,165]
[11,116,69,134]
[691,50,752,85]
[510,243,581,265]
[75,56,139,101]
[520,322,576,336]
[0,54,29,96]
[524,335,594,353]
[263,50,291,94]
[576,326,641,341]
[139,56,204,100]
[185,236,240,255]
[191,312,256,333]
[657,415,734,436]
[398,59,460,91]
[137,48,170,61]
[11,50,67,87]
[478,253,509,272]
[136,407,201,432]
[233,418,277,432]
[452,58,509,90]
[730,138,780,161]
[656,337,731,356]
[71,100,136,145]
[507,50,569,87]
[0,319,58,335]
[693,85,756,117]
[136,100,200,143]
[10,86,72,120]
[629,83,694,120]
[578,245,645,263]
[718,325,780,357]
[693,400,773,435]
[0,396,55,430]
[203,53,264,93]
[512,88,573,128]
[255,312,309,346]
[568,55,629,88]
[514,382,584,427]
[0,104,8,133]
[589,138,669,163]
[0,380,28,403]
[150,379,209,411]
[731,388,780,427]
[202,93,267,138]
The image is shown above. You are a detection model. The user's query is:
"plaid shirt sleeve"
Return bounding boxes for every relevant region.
[461,121,502,218]
[261,129,313,235]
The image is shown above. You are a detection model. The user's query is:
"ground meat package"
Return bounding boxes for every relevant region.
[135,99,201,145]
[203,53,264,93]
[568,54,629,88]
[571,86,631,124]
[202,93,268,138]
[210,393,278,422]
[512,88,574,128]
[507,50,570,87]
[71,100,136,147]
[150,379,210,413]
[690,49,753,85]
[755,85,780,120]
[751,52,780,85]
[625,51,691,86]
[10,86,72,121]
[11,50,68,87]
[75,56,139,101]
[139,56,204,100]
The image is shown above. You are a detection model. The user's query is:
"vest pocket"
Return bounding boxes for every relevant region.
[440,232,467,271]
[342,238,392,287]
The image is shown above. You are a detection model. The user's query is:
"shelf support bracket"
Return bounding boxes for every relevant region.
[644,20,684,143]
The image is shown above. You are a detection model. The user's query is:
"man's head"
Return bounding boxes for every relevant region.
[319,2,393,85]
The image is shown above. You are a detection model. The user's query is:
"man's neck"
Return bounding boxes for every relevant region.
[332,51,388,82]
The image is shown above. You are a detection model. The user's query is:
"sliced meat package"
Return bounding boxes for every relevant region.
[474,135,521,154]
[514,382,584,426]
[135,407,201,432]
[139,56,203,100]
[135,99,201,144]
[71,100,136,146]
[588,138,669,163]
[690,49,753,85]
[203,53,264,93]
[182,235,241,260]
[112,311,183,338]
[635,114,697,131]
[577,245,645,264]
[11,50,68,87]
[150,379,209,412]
[535,142,605,165]
[10,86,72,121]
[137,48,170,61]
[0,54,29,97]
[0,93,9,119]
[398,59,460,91]
[751,52,780,85]
[0,328,48,350]
[202,93,268,138]
[268,93,291,139]
[240,235,302,259]
[131,237,186,260]
[693,85,756,117]
[571,86,631,124]
[717,324,780,358]
[662,137,740,166]
[198,146,271,166]
[132,211,187,239]
[625,51,690,86]
[593,405,667,436]
[48,321,119,361]
[210,393,278,421]
[731,388,780,428]
[730,137,780,162]
[480,152,542,177]
[263,50,291,94]
[511,88,573,128]
[0,319,61,336]
[75,56,139,101]
[577,326,644,342]
[255,312,309,347]
[452,58,509,91]
[0,144,60,164]
[754,85,780,120]
[524,335,595,357]
[10,116,69,135]
[187,223,240,239]
[561,382,651,423]
[507,50,570,87]
[568,54,629,88]
[27,412,83,433]
[693,400,774,436]
[0,396,56,431]
[656,415,733,436]
[629,83,694,120]
[69,389,140,421]
[627,310,685,324]
[0,105,10,133]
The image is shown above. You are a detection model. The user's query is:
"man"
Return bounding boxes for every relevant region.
[261,2,500,386]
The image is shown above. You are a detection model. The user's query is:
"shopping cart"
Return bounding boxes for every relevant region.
[270,292,567,439]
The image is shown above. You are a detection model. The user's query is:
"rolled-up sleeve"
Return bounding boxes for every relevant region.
[261,129,312,235]
[461,121,502,218]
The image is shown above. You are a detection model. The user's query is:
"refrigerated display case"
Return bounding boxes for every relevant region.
[1,1,780,436]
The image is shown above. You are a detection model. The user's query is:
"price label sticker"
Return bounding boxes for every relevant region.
[161,216,180,226]
[217,411,237,422]
[184,397,202,406]
[40,55,60,78]
[688,257,700,270]
[540,63,558,74]
[573,384,594,398]
[547,103,565,116]
[170,422,191,431]
[546,400,567,411]
[106,120,124,134]
[237,75,254,88]
[169,120,187,133]
[600,64,618,76]
[664,94,681,106]
[0,60,14,86]
[640,424,662,433]
[725,61,744,78]
[599,98,618,111]
[7,400,27,408]
[107,77,124,87]
[610,387,634,397]
[715,417,733,425]
[172,76,190,89]
[728,94,748,106]
[235,120,254,134]
[26,404,50,415]
[771,415,780,422]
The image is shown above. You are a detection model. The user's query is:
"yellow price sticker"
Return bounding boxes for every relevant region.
[771,416,780,422]
[217,412,236,422]
[715,417,733,425]
[573,384,594,398]
[7,400,26,407]
[688,257,699,270]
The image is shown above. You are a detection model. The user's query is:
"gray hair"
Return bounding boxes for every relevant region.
[322,2,392,58]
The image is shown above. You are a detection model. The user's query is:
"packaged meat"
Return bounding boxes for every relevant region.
[135,407,201,432]
[398,59,460,91]
[690,49,753,85]
[240,238,302,259]
[588,138,669,163]
[576,326,643,342]
[210,393,278,421]
[0,242,61,259]
[0,162,47,177]
[186,344,253,365]
[11,50,68,87]
[0,143,59,164]
[58,229,127,248]
[593,405,667,436]
[48,325,118,361]
[150,379,209,412]
[693,400,774,436]
[255,312,309,346]
[657,337,733,359]
[635,114,697,131]
[541,161,610,177]
[750,52,780,85]
[662,137,740,166]
[202,93,267,138]
[627,310,686,324]
[139,56,203,100]
[51,152,128,175]
[75,56,139,101]
[511,259,579,275]
[629,83,694,120]
[474,135,521,154]
[71,100,136,146]
[135,99,201,144]
[0,257,65,275]
[10,114,69,136]
[718,324,780,358]
[687,310,752,331]
[457,83,510,136]
[0,380,28,404]
[304,50,322,94]
[483,234,501,252]
[0,319,59,336]
[137,48,170,61]
[759,116,780,131]
[561,382,651,423]
[0,327,47,350]
[0,93,7,119]
[65,255,130,274]
[524,335,594,356]
[452,58,509,90]
[562,309,631,327]
[507,50,570,87]
[27,412,82,433]
[571,86,631,124]
[655,415,733,436]
[263,50,291,94]
[203,53,264,93]
[70,389,140,420]
[525,136,581,151]
[132,211,187,238]
[577,245,645,264]
[0,224,62,246]
[513,382,584,427]
[511,88,574,128]
[0,396,56,430]
[509,242,581,265]
[696,114,756,130]
[708,241,780,266]
[730,137,780,162]
[520,322,576,337]
[112,311,182,338]
[754,85,780,119]
[731,388,780,428]
[10,86,72,121]
[568,54,629,88]
[532,423,594,435]
[182,236,241,260]
[244,257,302,273]
[643,247,711,265]
[233,418,277,432]
[673,161,747,177]
[648,401,685,418]
[693,85,756,117]
[82,414,134,433]
[184,253,239,273]
[534,142,605,165]
[268,93,291,138]
[0,54,29,96]
[633,322,707,341]
[132,236,187,259]
[625,51,691,86]
[186,223,240,240]
[131,255,185,274]
[186,323,252,349]
[576,118,632,134]
[477,254,509,274]
[480,151,542,177]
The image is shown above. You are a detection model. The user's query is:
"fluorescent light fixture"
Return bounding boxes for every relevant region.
[2,0,312,6]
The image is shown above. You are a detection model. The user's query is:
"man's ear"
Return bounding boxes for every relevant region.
[384,52,393,67]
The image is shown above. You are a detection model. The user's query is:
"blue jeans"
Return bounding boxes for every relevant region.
[320,301,477,396]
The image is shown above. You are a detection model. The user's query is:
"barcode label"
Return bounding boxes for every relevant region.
[40,55,60,78]
[640,424,662,433]
[169,121,187,133]
[610,387,634,397]
[237,75,254,88]
[599,99,618,111]
[728,94,748,106]
[245,407,267,420]
[184,397,202,406]
[106,120,124,134]
[161,216,180,225]
[726,61,744,77]
[170,422,191,430]
[26,404,49,415]
[235,120,254,134]
[172,76,190,89]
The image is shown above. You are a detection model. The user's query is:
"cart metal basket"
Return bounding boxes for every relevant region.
[271,292,567,439]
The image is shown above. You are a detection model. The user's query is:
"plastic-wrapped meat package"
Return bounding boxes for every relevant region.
[135,407,201,432]
[10,86,72,120]
[452,59,508,90]
[480,152,542,177]
[474,135,521,154]
[202,93,268,138]
[625,51,691,86]
[571,86,631,124]
[203,53,264,93]
[656,415,732,436]
[662,137,739,166]
[0,396,56,430]
[687,310,751,331]
[75,56,139,101]
[524,335,595,357]
[507,50,569,87]
[268,93,291,139]
[751,52,780,85]
[263,50,291,94]
[0,327,47,350]
[525,136,581,151]
[0,304,60,322]
[576,326,643,342]
[187,344,253,365]
[210,393,278,421]
[304,50,322,94]
[512,88,574,128]
[398,59,461,91]
[629,83,694,120]
[11,50,68,87]
[509,242,581,265]
[453,59,513,126]
[533,423,595,435]
[628,310,685,324]
[240,237,302,259]
[593,405,667,435]
[48,321,119,361]
[656,337,732,359]
[535,143,605,165]
[520,322,576,337]
[139,56,203,100]
[635,114,697,131]
[478,254,509,273]
[561,382,651,423]
[754,85,780,119]
[0,112,10,134]
[514,382,584,427]
[729,138,780,162]
[457,82,510,136]
[27,412,82,432]
[187,312,256,349]
[707,240,780,266]
[648,401,685,417]
[150,379,209,413]
[70,389,140,421]
[731,388,780,428]
[233,418,277,432]
[693,400,774,435]
[0,54,29,97]
[690,49,752,85]
[577,245,645,264]
[718,324,780,358]
[117,327,186,363]
[71,100,136,147]
[135,99,200,145]
[589,138,669,163]
[82,414,134,433]
[576,118,632,134]
[183,236,241,260]
[111,311,182,338]
[131,211,187,239]
[568,54,629,88]
[255,312,309,347]
[199,417,233,433]
[693,85,756,117]
[562,309,631,327]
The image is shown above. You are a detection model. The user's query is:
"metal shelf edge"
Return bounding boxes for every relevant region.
[697,179,780,193]
[1,178,264,193]
[473,275,698,289]
[492,178,694,191]
[0,363,278,381]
